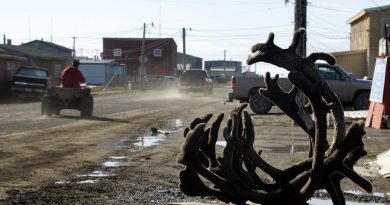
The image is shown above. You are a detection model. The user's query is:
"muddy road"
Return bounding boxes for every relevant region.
[0,86,389,204]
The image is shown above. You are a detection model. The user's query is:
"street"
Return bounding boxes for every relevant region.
[0,85,388,204]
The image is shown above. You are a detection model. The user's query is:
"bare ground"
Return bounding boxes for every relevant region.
[0,89,389,204]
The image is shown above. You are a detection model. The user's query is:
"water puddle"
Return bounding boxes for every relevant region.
[55,118,187,188]
[77,180,97,184]
[309,190,389,205]
[216,141,309,154]
[77,170,111,177]
[133,134,167,148]
[102,156,127,167]
[308,198,385,205]
[216,140,227,147]
[160,119,184,129]
[261,144,310,154]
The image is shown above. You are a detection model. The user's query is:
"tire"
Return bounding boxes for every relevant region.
[353,92,370,110]
[249,93,273,114]
[80,96,93,119]
[41,95,53,116]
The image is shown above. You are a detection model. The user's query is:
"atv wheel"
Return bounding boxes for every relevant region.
[249,93,273,114]
[41,95,53,116]
[80,96,94,119]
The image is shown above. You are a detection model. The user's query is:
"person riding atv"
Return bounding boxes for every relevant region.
[61,60,85,88]
[41,60,93,119]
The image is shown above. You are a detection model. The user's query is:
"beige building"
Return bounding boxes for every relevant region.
[335,5,390,79]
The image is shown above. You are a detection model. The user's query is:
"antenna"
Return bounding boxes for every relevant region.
[50,17,53,42]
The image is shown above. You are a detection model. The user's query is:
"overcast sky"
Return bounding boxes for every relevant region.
[1,0,389,74]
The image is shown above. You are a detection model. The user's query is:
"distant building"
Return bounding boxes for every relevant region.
[204,60,242,81]
[21,40,73,58]
[0,44,68,78]
[177,52,202,72]
[102,38,177,80]
[79,59,125,86]
[0,49,27,95]
[333,5,390,79]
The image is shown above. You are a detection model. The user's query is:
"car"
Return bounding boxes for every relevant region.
[178,70,213,96]
[11,66,49,97]
[228,63,372,114]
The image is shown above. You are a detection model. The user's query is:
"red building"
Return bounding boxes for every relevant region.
[0,49,27,95]
[103,38,177,79]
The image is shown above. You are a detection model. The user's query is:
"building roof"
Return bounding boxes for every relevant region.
[21,40,72,51]
[347,5,390,24]
[80,59,117,64]
[103,37,177,46]
[0,44,67,60]
[177,52,202,60]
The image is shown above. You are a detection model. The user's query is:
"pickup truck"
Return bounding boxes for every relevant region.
[179,69,213,96]
[228,63,372,114]
[11,66,49,97]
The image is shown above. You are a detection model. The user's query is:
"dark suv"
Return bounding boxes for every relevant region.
[179,70,213,96]
[11,66,49,97]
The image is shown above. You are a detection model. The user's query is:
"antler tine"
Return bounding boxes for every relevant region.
[288,28,305,51]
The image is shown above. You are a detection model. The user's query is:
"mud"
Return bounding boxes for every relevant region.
[0,88,388,204]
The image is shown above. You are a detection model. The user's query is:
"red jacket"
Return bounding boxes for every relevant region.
[60,66,85,88]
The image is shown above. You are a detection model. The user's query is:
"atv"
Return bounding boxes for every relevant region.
[41,86,94,119]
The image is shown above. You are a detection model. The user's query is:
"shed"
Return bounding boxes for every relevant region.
[79,59,125,87]
[345,5,390,78]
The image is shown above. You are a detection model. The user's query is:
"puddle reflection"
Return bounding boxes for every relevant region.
[308,198,384,205]
[216,141,309,154]
[133,134,167,148]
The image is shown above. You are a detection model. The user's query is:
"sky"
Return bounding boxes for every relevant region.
[1,0,389,75]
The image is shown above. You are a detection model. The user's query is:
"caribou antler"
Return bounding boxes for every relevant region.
[177,28,371,205]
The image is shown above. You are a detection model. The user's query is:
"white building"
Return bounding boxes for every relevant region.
[79,59,125,87]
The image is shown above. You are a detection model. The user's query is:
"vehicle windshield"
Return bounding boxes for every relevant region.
[336,65,356,79]
[182,71,207,80]
[18,67,48,77]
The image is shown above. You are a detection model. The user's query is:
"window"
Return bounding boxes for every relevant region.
[153,48,162,57]
[113,48,122,57]
[318,66,340,80]
[6,62,16,74]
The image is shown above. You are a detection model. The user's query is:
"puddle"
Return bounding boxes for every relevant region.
[261,144,310,154]
[77,180,97,184]
[54,179,98,185]
[102,156,127,167]
[102,161,122,167]
[215,141,309,154]
[216,140,227,147]
[160,119,184,129]
[133,134,167,148]
[308,198,385,205]
[54,181,68,185]
[78,170,111,177]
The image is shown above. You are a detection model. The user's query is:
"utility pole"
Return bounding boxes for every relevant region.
[223,50,226,81]
[294,0,308,113]
[182,28,186,71]
[295,0,307,57]
[141,23,146,88]
[72,36,76,57]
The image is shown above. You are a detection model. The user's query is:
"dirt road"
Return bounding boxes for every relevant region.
[0,86,388,204]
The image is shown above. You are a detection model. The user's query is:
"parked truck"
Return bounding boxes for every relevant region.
[228,63,372,114]
[11,66,49,98]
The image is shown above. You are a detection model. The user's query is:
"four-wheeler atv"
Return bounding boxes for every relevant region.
[41,86,93,119]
